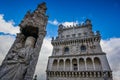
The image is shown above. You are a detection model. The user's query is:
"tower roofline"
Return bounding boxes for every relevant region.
[58,19,92,31]
[37,2,47,10]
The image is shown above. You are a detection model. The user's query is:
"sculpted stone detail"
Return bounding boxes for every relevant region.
[0,2,48,80]
[0,37,34,80]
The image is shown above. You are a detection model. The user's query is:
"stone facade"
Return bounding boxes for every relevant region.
[46,19,113,80]
[0,2,48,80]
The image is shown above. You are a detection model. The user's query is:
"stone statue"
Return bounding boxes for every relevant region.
[0,2,48,80]
[0,36,36,80]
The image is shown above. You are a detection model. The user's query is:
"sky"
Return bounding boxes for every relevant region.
[0,0,120,38]
[0,0,120,80]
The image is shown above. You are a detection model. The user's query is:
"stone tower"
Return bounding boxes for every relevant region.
[46,19,113,80]
[0,2,48,80]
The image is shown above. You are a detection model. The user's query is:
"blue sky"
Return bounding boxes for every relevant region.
[0,0,120,39]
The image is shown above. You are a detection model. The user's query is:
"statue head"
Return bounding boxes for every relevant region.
[25,36,36,48]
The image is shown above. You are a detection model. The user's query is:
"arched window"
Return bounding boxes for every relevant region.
[94,57,102,70]
[72,58,78,71]
[65,59,70,71]
[79,58,85,71]
[52,59,58,70]
[64,47,69,53]
[59,59,64,71]
[81,45,86,52]
[86,58,94,70]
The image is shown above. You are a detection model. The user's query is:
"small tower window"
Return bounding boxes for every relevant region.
[61,36,64,38]
[78,33,81,37]
[81,45,86,52]
[72,34,76,37]
[66,35,70,38]
[64,47,69,53]
[84,32,87,37]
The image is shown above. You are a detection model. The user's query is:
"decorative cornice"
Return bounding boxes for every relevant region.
[49,52,106,58]
[51,35,101,46]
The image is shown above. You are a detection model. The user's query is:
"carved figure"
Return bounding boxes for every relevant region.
[0,36,35,80]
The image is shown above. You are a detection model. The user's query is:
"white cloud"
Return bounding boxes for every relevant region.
[48,19,79,27]
[101,38,120,80]
[35,37,53,80]
[0,35,15,63]
[48,19,59,26]
[62,21,79,27]
[0,14,20,35]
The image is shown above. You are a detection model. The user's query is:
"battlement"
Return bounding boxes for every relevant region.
[51,19,100,42]
[58,19,92,30]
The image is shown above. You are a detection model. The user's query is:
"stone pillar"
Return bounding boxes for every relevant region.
[82,72,85,77]
[60,72,61,77]
[92,58,95,70]
[86,72,88,77]
[70,59,72,71]
[94,72,96,77]
[85,58,87,70]
[90,72,92,77]
[57,59,59,71]
[97,72,100,77]
[63,59,65,71]
[79,72,81,77]
[77,58,79,71]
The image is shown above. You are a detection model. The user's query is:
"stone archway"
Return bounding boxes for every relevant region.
[65,59,71,71]
[72,58,78,71]
[94,57,102,70]
[59,59,64,71]
[86,58,94,70]
[79,58,85,71]
[52,59,58,70]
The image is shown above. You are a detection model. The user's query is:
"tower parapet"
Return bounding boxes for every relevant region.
[58,19,92,31]
[53,19,101,50]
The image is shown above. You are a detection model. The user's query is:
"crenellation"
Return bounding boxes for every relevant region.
[51,36,101,47]
[58,20,92,32]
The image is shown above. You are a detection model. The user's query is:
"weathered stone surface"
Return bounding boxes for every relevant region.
[0,2,48,80]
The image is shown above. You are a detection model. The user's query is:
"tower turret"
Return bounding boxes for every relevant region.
[85,18,91,25]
